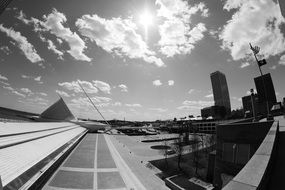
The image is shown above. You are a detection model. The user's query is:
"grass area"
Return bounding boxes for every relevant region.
[149,146,214,182]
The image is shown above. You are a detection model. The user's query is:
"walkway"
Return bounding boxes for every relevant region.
[43,134,146,190]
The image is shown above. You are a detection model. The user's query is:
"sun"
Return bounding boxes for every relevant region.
[139,11,153,29]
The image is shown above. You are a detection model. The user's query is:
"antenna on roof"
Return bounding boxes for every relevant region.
[77,80,110,126]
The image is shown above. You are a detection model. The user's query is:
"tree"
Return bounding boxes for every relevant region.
[191,127,202,176]
[170,133,184,171]
[160,139,169,168]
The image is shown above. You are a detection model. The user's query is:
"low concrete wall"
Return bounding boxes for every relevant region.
[222,121,279,190]
[213,121,274,188]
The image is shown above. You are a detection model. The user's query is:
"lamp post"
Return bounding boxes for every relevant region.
[250,88,256,121]
[249,43,271,120]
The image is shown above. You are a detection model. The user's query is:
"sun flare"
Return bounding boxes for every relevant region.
[139,11,153,29]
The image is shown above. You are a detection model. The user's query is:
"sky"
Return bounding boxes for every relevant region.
[0,0,284,121]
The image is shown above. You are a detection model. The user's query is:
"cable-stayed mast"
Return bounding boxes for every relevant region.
[77,81,110,126]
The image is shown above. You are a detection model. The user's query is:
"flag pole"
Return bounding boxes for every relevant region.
[249,43,270,119]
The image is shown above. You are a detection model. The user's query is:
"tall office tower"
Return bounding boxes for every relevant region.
[210,71,231,114]
[254,73,277,112]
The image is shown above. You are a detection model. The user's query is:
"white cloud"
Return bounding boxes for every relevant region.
[17,9,90,62]
[168,80,174,86]
[279,55,285,65]
[220,0,285,61]
[93,80,111,94]
[3,86,26,98]
[205,93,213,98]
[149,108,168,112]
[34,76,41,81]
[125,103,142,107]
[0,81,9,86]
[70,97,110,108]
[21,75,43,84]
[39,34,64,59]
[113,102,122,106]
[188,89,195,94]
[56,90,70,97]
[76,14,164,67]
[39,92,47,96]
[59,80,98,94]
[246,89,257,95]
[269,65,277,70]
[20,88,33,95]
[240,62,250,68]
[178,100,214,110]
[0,74,8,80]
[0,24,44,65]
[153,79,162,86]
[156,0,208,57]
[21,75,29,79]
[118,84,128,92]
[94,96,112,102]
[0,46,11,55]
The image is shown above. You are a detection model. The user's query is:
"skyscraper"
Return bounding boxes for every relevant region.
[210,71,231,114]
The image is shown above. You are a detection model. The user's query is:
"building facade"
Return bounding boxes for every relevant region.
[210,71,231,115]
[254,73,277,115]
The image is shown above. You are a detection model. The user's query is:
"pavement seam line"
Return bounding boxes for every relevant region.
[93,134,98,190]
[104,134,146,190]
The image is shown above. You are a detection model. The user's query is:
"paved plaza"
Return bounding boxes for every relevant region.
[43,133,145,190]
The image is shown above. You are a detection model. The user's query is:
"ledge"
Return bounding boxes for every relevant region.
[223,121,279,190]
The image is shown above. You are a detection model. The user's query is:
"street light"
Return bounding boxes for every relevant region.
[249,43,271,120]
[250,88,256,121]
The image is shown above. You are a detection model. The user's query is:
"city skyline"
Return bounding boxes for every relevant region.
[0,0,284,121]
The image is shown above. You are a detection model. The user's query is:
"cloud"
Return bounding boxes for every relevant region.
[240,62,250,68]
[156,0,208,57]
[177,100,214,110]
[59,80,98,94]
[168,80,174,86]
[153,79,162,86]
[17,9,90,62]
[205,93,213,98]
[34,76,41,81]
[20,96,49,106]
[0,74,8,81]
[39,34,64,59]
[93,80,111,94]
[279,55,285,65]
[118,84,128,92]
[21,75,43,84]
[21,75,29,79]
[76,14,164,67]
[113,102,122,106]
[188,89,195,94]
[0,46,11,55]
[220,0,285,61]
[246,89,257,95]
[3,86,26,97]
[39,92,47,96]
[125,103,142,107]
[20,88,34,95]
[0,81,9,86]
[70,97,111,108]
[0,24,44,65]
[149,108,168,112]
[56,90,70,97]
